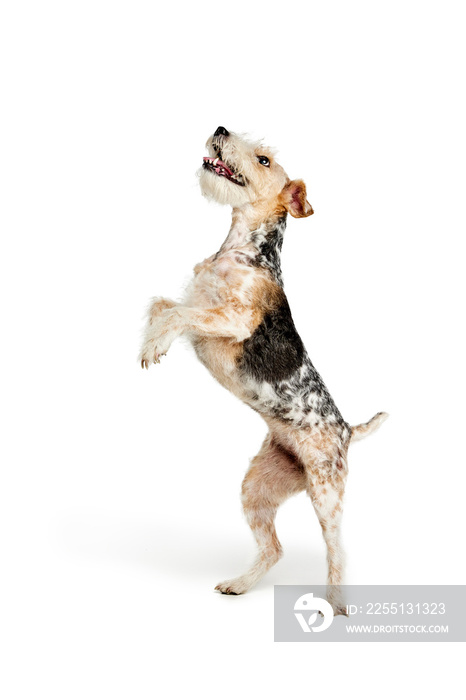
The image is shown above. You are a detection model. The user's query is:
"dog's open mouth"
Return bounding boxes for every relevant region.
[202,152,246,187]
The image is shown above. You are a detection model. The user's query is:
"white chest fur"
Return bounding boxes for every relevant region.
[184,250,258,311]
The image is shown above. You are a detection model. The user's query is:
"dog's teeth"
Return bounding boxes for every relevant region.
[213,158,219,166]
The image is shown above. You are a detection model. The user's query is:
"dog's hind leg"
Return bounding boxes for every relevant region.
[305,452,348,616]
[215,434,307,595]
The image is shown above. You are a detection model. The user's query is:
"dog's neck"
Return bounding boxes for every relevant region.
[218,205,287,284]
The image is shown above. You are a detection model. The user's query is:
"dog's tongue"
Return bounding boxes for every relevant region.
[203,157,234,177]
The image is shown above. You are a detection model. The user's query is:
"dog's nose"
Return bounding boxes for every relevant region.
[214,126,229,137]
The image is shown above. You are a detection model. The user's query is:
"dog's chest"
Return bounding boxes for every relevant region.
[182,252,258,400]
[184,252,255,308]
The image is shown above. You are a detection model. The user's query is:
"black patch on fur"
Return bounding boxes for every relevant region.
[239,291,305,383]
[224,214,348,431]
[249,215,286,284]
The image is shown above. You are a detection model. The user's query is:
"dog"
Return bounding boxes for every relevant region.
[140,126,387,614]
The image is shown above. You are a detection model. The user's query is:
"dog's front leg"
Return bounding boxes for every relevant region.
[140,305,252,368]
[146,296,179,320]
[140,300,181,368]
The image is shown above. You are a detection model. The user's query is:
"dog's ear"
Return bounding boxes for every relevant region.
[281,179,314,218]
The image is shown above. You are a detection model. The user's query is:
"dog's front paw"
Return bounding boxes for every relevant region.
[139,337,168,369]
[139,316,182,369]
[140,350,163,370]
[139,309,185,370]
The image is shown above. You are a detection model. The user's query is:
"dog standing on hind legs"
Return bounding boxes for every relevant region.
[140,126,388,615]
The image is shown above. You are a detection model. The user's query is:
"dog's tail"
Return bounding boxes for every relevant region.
[350,412,388,443]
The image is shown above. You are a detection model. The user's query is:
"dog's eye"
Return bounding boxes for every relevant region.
[257,156,270,167]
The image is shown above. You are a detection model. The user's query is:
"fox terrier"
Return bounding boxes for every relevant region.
[140,126,387,614]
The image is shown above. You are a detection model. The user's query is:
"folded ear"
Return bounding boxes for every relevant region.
[281,179,314,218]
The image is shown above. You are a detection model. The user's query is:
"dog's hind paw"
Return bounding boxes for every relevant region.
[332,605,349,617]
[215,577,250,595]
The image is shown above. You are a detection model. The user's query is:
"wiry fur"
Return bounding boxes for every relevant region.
[140,127,387,614]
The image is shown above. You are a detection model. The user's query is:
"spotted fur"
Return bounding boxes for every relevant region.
[140,127,387,614]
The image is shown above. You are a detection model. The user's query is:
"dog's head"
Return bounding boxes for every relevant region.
[199,127,313,220]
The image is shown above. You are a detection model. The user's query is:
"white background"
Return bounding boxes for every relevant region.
[1,0,465,697]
